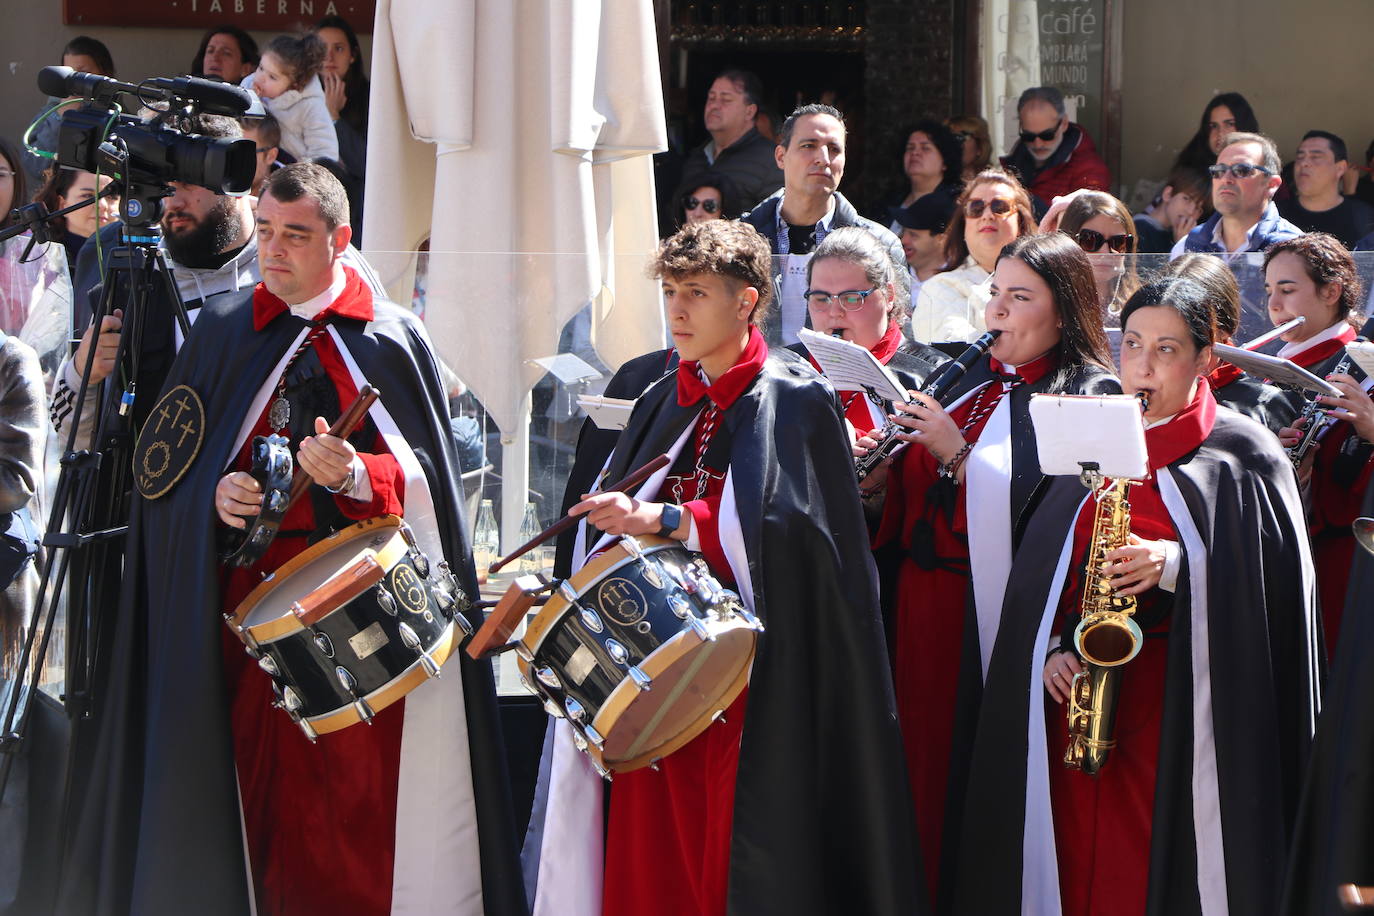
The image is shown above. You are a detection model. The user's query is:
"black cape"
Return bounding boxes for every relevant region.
[594,350,926,915]
[57,290,527,915]
[954,407,1321,915]
[1213,373,1304,434]
[1282,481,1374,915]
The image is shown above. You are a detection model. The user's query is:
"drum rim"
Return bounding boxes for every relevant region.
[228,514,408,644]
[522,534,679,656]
[304,620,457,734]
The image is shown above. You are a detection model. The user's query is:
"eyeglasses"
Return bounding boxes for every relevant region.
[1207,162,1274,180]
[803,287,878,311]
[1019,123,1061,144]
[964,197,1015,219]
[1073,228,1133,254]
[682,196,719,214]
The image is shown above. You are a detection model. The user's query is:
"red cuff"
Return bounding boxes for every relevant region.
[683,497,733,586]
[335,452,406,519]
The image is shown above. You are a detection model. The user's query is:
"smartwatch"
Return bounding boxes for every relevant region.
[657,503,684,538]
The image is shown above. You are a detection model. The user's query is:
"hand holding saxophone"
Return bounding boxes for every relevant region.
[1102,534,1170,596]
[1044,649,1082,704]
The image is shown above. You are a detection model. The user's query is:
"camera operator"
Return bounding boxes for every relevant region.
[50,113,383,445]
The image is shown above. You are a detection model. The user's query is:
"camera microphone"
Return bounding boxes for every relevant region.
[38,66,258,118]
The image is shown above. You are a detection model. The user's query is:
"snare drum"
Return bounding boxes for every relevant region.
[226,515,473,740]
[517,535,761,776]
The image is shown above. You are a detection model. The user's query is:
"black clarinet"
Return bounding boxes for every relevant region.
[1288,339,1365,468]
[856,330,1002,482]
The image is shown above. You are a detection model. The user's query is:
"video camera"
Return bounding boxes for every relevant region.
[36,66,261,228]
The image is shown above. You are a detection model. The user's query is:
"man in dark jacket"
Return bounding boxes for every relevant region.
[741,103,905,345]
[1000,86,1111,212]
[677,70,782,213]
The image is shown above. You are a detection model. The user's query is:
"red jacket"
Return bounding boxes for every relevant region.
[1001,123,1111,205]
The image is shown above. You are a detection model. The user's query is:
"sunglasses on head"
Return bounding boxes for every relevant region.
[1072,228,1133,254]
[683,196,719,214]
[1019,123,1061,144]
[964,197,1015,219]
[1207,162,1274,180]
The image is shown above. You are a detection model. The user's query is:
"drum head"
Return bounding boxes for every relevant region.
[596,622,756,772]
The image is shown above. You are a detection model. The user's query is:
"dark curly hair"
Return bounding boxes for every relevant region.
[996,233,1115,391]
[264,33,327,91]
[1263,232,1365,327]
[651,220,773,325]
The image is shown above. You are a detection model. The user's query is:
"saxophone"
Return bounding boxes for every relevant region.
[1064,472,1143,775]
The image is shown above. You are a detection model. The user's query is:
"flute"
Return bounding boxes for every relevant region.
[856,330,1002,482]
[1240,315,1305,351]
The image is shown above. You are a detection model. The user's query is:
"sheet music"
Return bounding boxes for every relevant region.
[576,394,636,430]
[1030,394,1149,480]
[1212,343,1342,396]
[797,328,909,403]
[1345,340,1374,380]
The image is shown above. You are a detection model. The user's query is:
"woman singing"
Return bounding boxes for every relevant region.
[792,227,949,435]
[1265,233,1373,651]
[865,232,1117,906]
[956,278,1320,915]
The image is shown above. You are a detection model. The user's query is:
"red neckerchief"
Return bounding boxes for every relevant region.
[252,266,375,331]
[677,326,768,409]
[806,319,903,377]
[1286,324,1358,370]
[989,349,1057,385]
[1207,362,1244,391]
[1145,380,1216,471]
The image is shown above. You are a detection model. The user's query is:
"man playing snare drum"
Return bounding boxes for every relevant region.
[525,219,925,916]
[60,164,526,916]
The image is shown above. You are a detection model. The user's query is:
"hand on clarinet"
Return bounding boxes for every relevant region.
[215,472,262,529]
[890,391,966,466]
[1319,372,1374,443]
[1044,649,1083,704]
[298,416,357,491]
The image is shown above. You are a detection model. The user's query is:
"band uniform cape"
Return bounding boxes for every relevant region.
[1283,480,1374,915]
[527,350,925,915]
[56,283,527,915]
[954,404,1321,916]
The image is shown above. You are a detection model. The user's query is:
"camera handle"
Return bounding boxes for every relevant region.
[0,226,188,801]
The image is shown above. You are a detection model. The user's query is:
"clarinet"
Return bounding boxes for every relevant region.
[1288,339,1364,468]
[856,330,1002,482]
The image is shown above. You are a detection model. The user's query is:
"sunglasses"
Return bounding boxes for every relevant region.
[1019,123,1061,144]
[964,197,1016,219]
[683,196,719,214]
[1207,162,1274,180]
[1072,228,1133,254]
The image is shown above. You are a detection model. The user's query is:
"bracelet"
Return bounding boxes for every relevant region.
[939,441,973,480]
[325,464,358,496]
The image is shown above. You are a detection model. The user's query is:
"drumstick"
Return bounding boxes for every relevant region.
[487,453,671,575]
[286,385,380,513]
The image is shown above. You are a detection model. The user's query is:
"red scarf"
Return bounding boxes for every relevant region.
[1206,362,1244,391]
[1285,324,1358,370]
[1145,380,1216,472]
[252,266,375,331]
[677,326,768,409]
[989,350,1057,385]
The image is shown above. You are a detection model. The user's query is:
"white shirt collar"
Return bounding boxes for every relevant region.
[285,268,348,321]
[1278,320,1350,359]
[1209,215,1261,254]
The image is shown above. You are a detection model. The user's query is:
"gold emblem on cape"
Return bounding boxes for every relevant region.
[389,563,430,614]
[133,385,206,499]
[597,577,647,626]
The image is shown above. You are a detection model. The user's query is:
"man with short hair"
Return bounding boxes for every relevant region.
[1278,130,1374,248]
[893,192,953,311]
[1134,166,1208,253]
[1173,131,1304,340]
[999,86,1110,209]
[677,70,782,212]
[742,103,906,345]
[61,162,527,915]
[242,113,284,197]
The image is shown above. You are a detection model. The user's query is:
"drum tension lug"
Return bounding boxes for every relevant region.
[298,719,318,742]
[582,724,606,749]
[649,757,662,772]
[688,616,716,642]
[628,666,652,691]
[353,698,376,724]
[712,709,727,726]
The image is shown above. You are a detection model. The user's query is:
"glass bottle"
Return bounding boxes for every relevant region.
[473,498,499,575]
[518,502,543,574]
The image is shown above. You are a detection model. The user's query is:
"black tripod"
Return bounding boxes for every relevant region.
[0,179,189,799]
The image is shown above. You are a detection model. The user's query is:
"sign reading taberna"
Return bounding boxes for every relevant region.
[62,0,376,31]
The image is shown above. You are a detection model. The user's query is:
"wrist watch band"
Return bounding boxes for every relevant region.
[657,503,683,538]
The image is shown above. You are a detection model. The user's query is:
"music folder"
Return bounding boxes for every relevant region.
[797,328,910,403]
[577,394,636,430]
[1030,394,1149,480]
[1212,343,1342,396]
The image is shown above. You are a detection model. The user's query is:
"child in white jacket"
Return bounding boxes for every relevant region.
[241,34,339,163]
